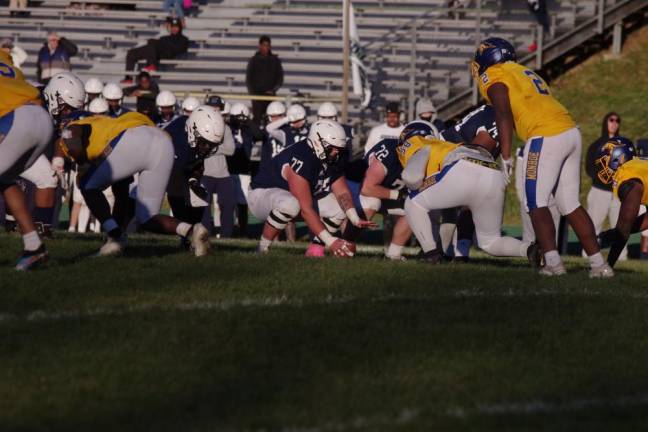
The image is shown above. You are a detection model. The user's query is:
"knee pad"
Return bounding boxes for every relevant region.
[359,194,381,212]
[267,197,299,230]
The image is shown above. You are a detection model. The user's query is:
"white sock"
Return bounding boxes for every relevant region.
[587,252,605,268]
[440,223,455,253]
[456,239,472,257]
[386,243,404,259]
[176,222,192,237]
[544,250,562,267]
[23,231,42,252]
[68,226,76,233]
[259,236,272,252]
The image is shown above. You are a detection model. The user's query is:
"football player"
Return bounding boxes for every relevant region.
[473,37,611,277]
[0,47,54,269]
[102,83,130,117]
[249,119,374,256]
[84,77,104,107]
[57,109,221,257]
[156,90,179,128]
[182,96,200,115]
[401,121,539,265]
[596,139,648,267]
[265,103,310,148]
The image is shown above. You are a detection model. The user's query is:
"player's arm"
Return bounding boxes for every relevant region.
[331,176,377,228]
[487,82,514,167]
[266,117,290,145]
[600,179,646,267]
[361,158,396,200]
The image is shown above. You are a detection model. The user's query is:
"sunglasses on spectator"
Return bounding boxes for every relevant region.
[609,117,620,123]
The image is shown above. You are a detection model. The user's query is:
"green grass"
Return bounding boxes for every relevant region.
[503,26,648,225]
[2,233,648,431]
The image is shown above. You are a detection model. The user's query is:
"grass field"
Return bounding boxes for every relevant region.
[2,233,648,431]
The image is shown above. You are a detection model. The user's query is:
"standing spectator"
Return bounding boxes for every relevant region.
[364,102,404,154]
[415,98,446,132]
[122,18,189,84]
[585,112,633,260]
[201,95,236,237]
[9,0,29,17]
[246,35,284,126]
[0,38,27,69]
[527,0,549,52]
[37,32,78,84]
[124,71,160,120]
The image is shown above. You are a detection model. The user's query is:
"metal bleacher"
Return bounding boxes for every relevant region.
[2,0,646,126]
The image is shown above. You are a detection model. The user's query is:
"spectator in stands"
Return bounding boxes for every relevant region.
[37,32,78,84]
[164,0,184,19]
[364,102,404,154]
[121,17,189,84]
[246,35,284,126]
[9,0,29,17]
[415,98,446,132]
[0,38,27,69]
[527,0,550,52]
[585,112,633,261]
[124,71,160,120]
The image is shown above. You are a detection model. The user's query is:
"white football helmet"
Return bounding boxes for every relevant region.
[156,90,177,108]
[84,77,104,95]
[266,101,286,117]
[181,96,200,114]
[222,102,231,115]
[287,104,306,123]
[43,72,85,117]
[185,105,225,155]
[102,83,123,101]
[88,97,109,114]
[308,119,347,164]
[230,102,250,119]
[317,102,338,119]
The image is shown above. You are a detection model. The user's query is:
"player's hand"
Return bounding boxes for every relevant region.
[501,157,513,185]
[52,156,67,190]
[330,238,355,257]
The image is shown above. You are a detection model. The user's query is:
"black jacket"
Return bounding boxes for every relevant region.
[245,51,284,95]
[585,112,625,191]
[152,32,189,59]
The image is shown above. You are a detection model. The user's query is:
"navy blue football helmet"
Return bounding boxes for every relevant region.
[595,136,635,185]
[399,120,439,144]
[472,37,517,77]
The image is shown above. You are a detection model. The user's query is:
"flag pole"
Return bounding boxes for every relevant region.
[341,0,350,123]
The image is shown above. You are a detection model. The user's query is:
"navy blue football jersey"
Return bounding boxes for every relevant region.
[441,105,497,144]
[251,140,340,196]
[364,138,403,189]
[163,115,192,169]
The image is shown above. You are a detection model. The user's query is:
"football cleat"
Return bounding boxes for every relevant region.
[190,223,211,257]
[418,249,446,265]
[15,245,49,271]
[589,264,615,279]
[98,235,127,257]
[385,254,407,261]
[526,242,543,269]
[305,243,326,258]
[538,263,566,276]
[452,256,470,264]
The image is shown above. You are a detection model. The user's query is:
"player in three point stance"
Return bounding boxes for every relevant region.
[249,119,375,257]
[0,48,54,270]
[473,37,612,277]
[596,139,648,267]
[57,106,223,257]
[401,118,539,265]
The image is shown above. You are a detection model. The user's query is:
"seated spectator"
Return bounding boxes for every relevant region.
[0,38,27,69]
[124,71,160,120]
[122,17,189,84]
[37,32,78,84]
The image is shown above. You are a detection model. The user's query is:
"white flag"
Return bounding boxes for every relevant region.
[349,3,372,108]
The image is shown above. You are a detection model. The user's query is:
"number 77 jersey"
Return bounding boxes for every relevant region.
[477,62,575,142]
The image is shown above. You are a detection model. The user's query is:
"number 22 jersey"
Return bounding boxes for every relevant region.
[477,62,575,142]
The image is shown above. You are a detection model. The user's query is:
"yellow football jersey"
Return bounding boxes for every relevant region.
[397,135,459,176]
[0,51,42,118]
[478,62,575,142]
[613,159,648,205]
[63,112,154,162]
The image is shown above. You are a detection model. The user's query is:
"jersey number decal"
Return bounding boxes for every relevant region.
[374,144,389,162]
[290,157,304,173]
[0,62,16,78]
[524,70,549,95]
